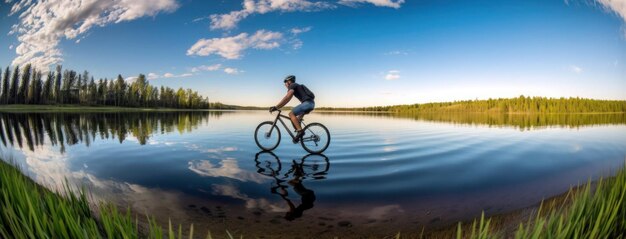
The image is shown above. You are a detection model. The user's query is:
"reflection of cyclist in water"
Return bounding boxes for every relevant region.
[254,152,329,221]
[284,160,316,221]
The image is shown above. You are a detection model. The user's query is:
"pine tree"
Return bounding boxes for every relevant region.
[35,71,43,104]
[114,75,125,107]
[27,70,38,104]
[97,79,105,105]
[17,64,32,104]
[1,66,9,104]
[42,71,53,104]
[54,65,62,103]
[9,65,20,104]
[88,78,97,105]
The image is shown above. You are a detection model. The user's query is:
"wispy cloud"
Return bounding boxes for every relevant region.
[339,0,405,9]
[187,30,283,59]
[192,16,210,22]
[191,64,222,72]
[595,0,626,37]
[290,26,312,35]
[384,50,408,55]
[224,67,240,74]
[209,0,334,31]
[7,0,179,70]
[570,65,583,74]
[596,0,626,23]
[385,70,400,80]
[148,72,194,80]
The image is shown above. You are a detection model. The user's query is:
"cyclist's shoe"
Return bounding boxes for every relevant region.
[292,130,305,143]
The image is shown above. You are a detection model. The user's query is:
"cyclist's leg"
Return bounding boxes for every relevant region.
[290,101,314,142]
[288,111,302,131]
[290,102,308,131]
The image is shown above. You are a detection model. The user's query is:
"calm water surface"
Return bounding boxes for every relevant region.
[1,111,625,237]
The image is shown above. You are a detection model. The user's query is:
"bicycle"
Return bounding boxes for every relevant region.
[254,109,330,154]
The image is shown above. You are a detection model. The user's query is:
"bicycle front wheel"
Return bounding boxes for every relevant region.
[300,123,330,154]
[254,121,281,151]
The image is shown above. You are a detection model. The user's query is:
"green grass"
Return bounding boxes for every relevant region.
[0,104,211,112]
[455,163,626,239]
[0,159,235,239]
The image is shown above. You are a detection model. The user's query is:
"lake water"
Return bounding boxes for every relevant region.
[1,111,625,237]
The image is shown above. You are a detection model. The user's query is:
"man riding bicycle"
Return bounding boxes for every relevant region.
[270,75,315,143]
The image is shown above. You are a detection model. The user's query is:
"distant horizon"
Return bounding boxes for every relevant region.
[222,95,626,109]
[1,0,625,107]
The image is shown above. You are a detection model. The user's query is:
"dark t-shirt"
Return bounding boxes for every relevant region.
[288,83,314,103]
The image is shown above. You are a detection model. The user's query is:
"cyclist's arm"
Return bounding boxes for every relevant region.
[276,90,294,108]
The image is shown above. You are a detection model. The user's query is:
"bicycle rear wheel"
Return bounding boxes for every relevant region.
[254,121,281,151]
[300,153,330,180]
[300,122,330,154]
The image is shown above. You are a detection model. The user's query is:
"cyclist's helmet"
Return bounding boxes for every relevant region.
[283,75,296,83]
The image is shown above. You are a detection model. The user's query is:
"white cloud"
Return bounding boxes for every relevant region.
[191,64,222,72]
[570,65,583,74]
[385,70,400,80]
[162,72,193,78]
[224,67,240,74]
[147,72,160,80]
[7,0,179,70]
[596,0,626,23]
[209,0,333,30]
[188,158,266,183]
[290,26,312,35]
[339,0,404,9]
[186,30,283,59]
[147,72,193,80]
[9,44,14,50]
[595,0,626,37]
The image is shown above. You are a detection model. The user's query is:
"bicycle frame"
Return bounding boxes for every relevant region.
[269,110,307,140]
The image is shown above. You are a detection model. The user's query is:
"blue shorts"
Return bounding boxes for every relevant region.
[292,100,315,116]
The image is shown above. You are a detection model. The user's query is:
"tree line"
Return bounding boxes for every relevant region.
[317,96,626,113]
[0,64,225,109]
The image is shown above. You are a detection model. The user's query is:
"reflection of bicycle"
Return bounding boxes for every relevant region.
[254,151,330,180]
[253,151,330,221]
[254,109,330,154]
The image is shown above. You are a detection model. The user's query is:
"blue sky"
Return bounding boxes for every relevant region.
[0,0,625,107]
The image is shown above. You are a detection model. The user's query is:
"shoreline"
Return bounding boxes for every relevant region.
[2,155,624,238]
[1,104,625,114]
[423,182,590,238]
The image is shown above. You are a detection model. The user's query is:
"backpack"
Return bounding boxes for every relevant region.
[300,84,315,100]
